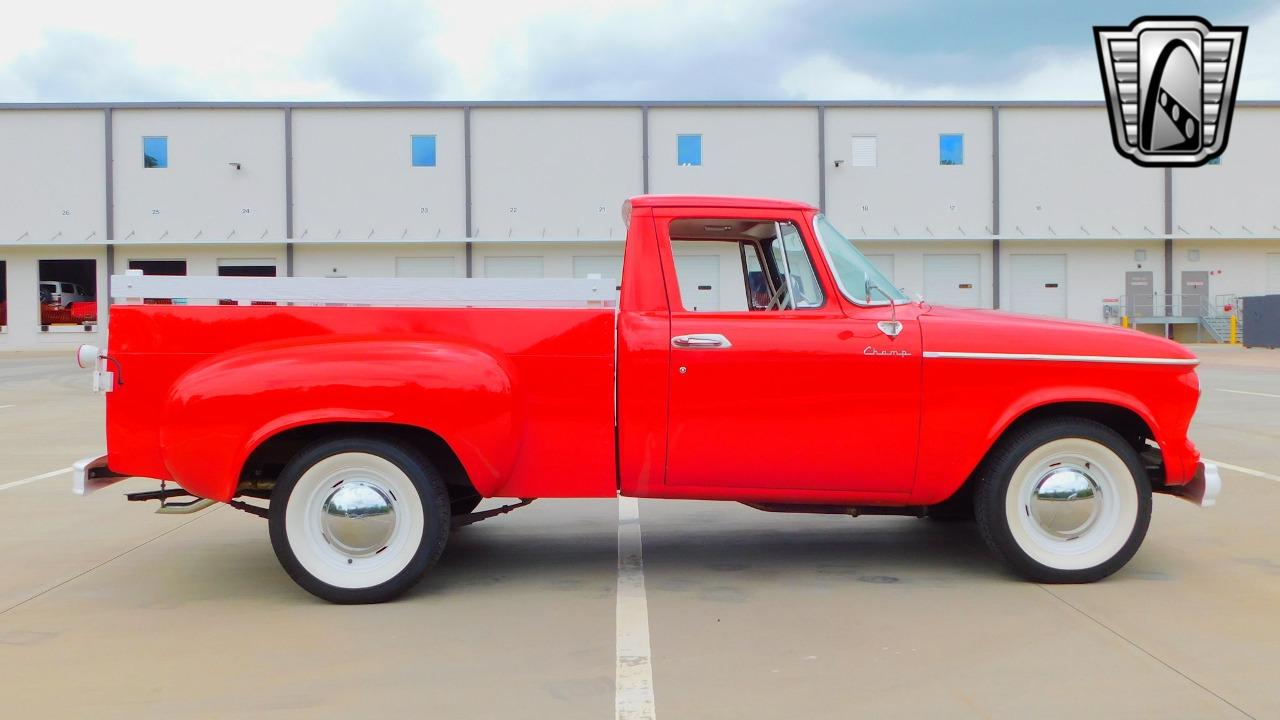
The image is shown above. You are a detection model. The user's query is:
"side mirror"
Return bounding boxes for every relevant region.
[867,281,902,338]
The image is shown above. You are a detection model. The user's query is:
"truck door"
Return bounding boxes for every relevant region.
[658,211,922,495]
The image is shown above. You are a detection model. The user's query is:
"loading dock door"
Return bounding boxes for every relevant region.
[1010,254,1067,317]
[672,255,720,311]
[573,255,623,292]
[1181,270,1209,316]
[1125,270,1154,318]
[395,257,456,277]
[923,254,980,308]
[484,256,545,278]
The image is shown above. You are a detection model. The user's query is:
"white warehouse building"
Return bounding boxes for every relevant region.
[1,100,1278,351]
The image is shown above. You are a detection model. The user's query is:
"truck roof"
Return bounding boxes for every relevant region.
[626,195,817,211]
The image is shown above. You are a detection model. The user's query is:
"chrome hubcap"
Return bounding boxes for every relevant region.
[1028,466,1102,540]
[320,480,397,556]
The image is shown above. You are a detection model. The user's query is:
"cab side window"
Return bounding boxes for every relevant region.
[669,218,825,313]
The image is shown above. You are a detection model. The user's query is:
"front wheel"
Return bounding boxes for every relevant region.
[974,418,1152,583]
[268,437,451,603]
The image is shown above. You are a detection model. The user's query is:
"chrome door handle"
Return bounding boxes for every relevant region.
[671,334,732,349]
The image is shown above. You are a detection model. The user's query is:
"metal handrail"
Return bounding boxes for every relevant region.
[1102,292,1238,343]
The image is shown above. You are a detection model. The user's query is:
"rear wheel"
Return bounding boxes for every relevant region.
[974,418,1151,583]
[269,437,450,604]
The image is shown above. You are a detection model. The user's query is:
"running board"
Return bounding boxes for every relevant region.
[742,502,928,517]
[125,488,216,514]
[452,498,535,528]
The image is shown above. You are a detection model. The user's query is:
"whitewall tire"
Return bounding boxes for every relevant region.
[975,418,1152,583]
[269,438,450,603]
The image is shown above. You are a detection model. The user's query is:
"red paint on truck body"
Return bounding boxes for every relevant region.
[103,195,1203,508]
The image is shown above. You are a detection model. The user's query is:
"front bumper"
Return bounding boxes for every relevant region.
[1164,461,1221,508]
[72,454,127,496]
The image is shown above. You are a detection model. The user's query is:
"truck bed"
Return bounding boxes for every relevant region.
[106,304,618,501]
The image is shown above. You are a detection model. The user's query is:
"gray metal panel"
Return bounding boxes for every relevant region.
[641,105,650,194]
[817,105,826,213]
[284,107,293,239]
[1181,270,1209,316]
[1125,270,1154,317]
[284,107,294,278]
[992,106,1000,308]
[1241,295,1280,349]
[104,108,113,241]
[465,105,473,277]
[104,108,114,310]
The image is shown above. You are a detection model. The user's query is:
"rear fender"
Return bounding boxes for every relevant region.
[160,337,519,501]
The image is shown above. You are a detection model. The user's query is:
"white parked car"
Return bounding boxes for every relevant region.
[40,281,93,307]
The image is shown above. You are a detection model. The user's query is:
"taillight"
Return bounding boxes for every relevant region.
[76,344,101,369]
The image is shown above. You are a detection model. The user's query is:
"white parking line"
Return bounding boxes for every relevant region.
[1217,388,1280,400]
[0,404,15,409]
[1204,458,1280,484]
[0,467,71,492]
[616,496,657,720]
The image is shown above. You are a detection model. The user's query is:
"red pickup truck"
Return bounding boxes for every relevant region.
[74,195,1218,603]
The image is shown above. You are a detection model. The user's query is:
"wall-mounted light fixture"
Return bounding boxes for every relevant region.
[1188,249,1201,261]
[1134,249,1147,262]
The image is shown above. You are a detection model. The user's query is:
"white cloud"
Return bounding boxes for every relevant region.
[782,4,1280,101]
[0,0,1274,101]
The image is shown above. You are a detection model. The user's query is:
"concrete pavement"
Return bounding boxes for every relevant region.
[0,346,1277,719]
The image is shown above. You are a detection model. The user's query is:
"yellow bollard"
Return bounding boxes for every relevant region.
[1230,315,1238,344]
[1121,315,1130,329]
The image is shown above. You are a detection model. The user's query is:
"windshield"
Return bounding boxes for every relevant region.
[812,214,908,304]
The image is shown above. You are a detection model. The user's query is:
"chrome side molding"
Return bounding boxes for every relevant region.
[922,351,1199,366]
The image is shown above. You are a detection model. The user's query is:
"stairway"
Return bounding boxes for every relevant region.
[1200,314,1231,343]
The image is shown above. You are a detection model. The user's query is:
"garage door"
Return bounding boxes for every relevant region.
[1011,254,1067,317]
[672,255,720,311]
[484,256,544,278]
[395,257,456,278]
[573,256,623,292]
[1268,253,1280,293]
[923,254,980,307]
[864,254,895,284]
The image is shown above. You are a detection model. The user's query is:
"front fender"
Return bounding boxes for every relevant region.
[914,374,1186,506]
[160,337,519,501]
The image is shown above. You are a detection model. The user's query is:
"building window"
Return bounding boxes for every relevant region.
[143,136,168,168]
[850,136,877,167]
[939,133,964,165]
[677,134,702,166]
[218,259,277,306]
[411,135,437,167]
[38,259,97,331]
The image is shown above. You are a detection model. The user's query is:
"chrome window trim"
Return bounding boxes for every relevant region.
[922,351,1199,366]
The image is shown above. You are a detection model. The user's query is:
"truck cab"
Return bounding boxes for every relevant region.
[617,197,922,503]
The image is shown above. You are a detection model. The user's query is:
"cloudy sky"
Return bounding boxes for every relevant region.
[0,0,1275,102]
